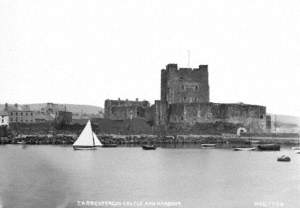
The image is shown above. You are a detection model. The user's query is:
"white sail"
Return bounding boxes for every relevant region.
[93,132,103,147]
[73,120,95,147]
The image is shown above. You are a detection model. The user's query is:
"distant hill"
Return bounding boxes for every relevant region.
[269,114,300,133]
[272,114,300,126]
[0,103,103,115]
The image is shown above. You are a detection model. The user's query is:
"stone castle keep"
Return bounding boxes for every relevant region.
[105,63,268,133]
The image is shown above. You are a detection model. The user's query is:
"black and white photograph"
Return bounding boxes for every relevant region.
[0,0,300,207]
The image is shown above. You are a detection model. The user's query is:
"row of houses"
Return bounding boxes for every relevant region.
[0,103,72,126]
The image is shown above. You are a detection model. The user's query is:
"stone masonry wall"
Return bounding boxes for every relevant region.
[168,102,267,132]
[153,100,168,125]
[161,64,209,104]
[104,99,150,120]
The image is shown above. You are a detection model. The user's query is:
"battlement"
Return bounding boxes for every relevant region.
[105,98,150,108]
[163,64,208,74]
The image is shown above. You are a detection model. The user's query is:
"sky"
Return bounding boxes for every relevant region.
[0,0,300,116]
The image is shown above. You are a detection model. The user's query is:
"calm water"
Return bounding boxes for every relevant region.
[0,145,299,208]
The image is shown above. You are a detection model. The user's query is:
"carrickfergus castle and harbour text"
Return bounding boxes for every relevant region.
[0,63,298,145]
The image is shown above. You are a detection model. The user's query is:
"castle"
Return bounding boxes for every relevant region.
[105,63,269,133]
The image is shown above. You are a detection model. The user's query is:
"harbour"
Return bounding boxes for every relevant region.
[0,145,299,208]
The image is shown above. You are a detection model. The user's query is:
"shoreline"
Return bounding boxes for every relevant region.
[1,134,299,145]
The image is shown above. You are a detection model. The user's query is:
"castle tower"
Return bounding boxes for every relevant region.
[161,64,210,104]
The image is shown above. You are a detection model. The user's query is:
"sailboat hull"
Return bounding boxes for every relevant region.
[73,146,97,150]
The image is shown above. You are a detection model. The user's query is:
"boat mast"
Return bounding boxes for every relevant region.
[91,121,95,147]
[275,115,277,137]
[249,121,252,145]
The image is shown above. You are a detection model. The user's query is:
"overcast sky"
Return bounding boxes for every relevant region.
[1,0,300,116]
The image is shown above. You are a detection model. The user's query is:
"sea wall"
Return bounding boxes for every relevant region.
[1,133,298,145]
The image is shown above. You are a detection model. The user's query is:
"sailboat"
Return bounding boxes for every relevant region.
[73,120,102,150]
[258,115,280,151]
[233,136,256,151]
[233,125,256,151]
[291,133,300,151]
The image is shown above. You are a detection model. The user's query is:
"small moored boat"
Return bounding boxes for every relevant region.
[102,143,118,148]
[277,155,291,162]
[16,140,26,145]
[142,145,157,150]
[257,144,280,151]
[201,144,216,148]
[291,147,300,150]
[233,147,256,151]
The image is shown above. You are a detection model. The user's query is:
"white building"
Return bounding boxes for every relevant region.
[0,112,9,126]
